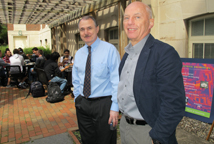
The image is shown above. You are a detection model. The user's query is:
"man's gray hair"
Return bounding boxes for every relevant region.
[78,15,98,28]
[145,4,153,19]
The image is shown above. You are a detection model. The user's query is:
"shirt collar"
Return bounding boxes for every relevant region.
[85,37,100,52]
[125,34,150,55]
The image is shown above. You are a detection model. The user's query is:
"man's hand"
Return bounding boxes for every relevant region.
[64,65,70,69]
[63,58,69,61]
[108,110,119,127]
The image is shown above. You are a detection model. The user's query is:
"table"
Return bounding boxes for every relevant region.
[23,62,35,75]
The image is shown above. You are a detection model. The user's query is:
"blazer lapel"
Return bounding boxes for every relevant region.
[119,53,128,76]
[133,35,154,96]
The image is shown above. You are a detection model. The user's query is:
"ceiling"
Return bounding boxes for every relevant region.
[0,0,101,25]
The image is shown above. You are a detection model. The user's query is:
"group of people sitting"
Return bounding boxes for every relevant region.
[0,47,73,94]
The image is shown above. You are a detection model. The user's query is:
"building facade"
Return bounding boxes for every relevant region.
[7,24,51,53]
[7,0,214,58]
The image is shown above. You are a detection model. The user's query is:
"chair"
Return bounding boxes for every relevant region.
[34,67,49,86]
[6,65,24,87]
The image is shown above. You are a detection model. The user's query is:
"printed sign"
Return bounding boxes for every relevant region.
[181,58,214,123]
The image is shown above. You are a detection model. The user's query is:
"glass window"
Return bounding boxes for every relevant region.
[77,34,84,49]
[205,43,214,59]
[79,35,83,41]
[108,28,119,50]
[110,30,114,39]
[114,29,118,39]
[193,43,203,58]
[205,18,214,35]
[191,20,204,36]
[189,15,214,59]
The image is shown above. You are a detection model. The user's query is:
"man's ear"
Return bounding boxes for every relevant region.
[149,19,154,29]
[96,25,99,34]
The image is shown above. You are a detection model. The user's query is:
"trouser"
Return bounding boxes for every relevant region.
[50,76,67,93]
[29,68,37,82]
[0,69,7,86]
[75,96,117,144]
[120,115,152,144]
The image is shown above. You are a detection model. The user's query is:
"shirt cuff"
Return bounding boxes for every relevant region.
[110,102,119,112]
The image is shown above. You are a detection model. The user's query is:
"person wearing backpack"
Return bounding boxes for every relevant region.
[44,52,71,94]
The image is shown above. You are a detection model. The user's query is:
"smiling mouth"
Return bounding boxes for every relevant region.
[128,28,137,31]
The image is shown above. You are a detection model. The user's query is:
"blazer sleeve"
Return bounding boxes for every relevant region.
[149,47,186,144]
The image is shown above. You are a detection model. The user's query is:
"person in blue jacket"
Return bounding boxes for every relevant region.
[118,2,185,144]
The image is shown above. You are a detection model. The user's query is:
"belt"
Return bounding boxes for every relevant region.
[82,96,111,101]
[125,116,148,125]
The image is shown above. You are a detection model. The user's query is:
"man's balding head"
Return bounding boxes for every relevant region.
[123,2,154,46]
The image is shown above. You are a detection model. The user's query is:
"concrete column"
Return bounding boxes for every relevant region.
[51,27,56,52]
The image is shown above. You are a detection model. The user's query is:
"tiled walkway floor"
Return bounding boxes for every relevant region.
[0,86,78,144]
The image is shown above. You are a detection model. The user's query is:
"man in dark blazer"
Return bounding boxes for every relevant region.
[118,2,186,144]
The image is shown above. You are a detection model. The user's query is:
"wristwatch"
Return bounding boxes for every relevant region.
[152,139,161,144]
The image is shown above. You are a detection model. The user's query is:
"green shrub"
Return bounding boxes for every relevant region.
[0,45,9,57]
[23,46,52,57]
[0,45,51,58]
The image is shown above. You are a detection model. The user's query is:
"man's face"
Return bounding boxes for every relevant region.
[6,51,11,57]
[79,18,99,46]
[64,52,69,58]
[33,50,37,54]
[123,2,154,45]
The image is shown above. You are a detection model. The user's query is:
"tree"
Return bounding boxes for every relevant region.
[0,24,8,45]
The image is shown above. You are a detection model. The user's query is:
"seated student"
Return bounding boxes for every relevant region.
[9,49,28,87]
[3,49,12,87]
[29,50,46,82]
[18,47,28,59]
[44,52,71,94]
[27,47,38,62]
[59,49,73,78]
[3,49,11,64]
[0,50,10,86]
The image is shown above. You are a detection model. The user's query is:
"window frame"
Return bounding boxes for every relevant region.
[188,14,214,58]
[108,27,119,50]
[76,33,84,49]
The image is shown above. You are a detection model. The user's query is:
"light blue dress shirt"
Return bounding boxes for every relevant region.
[72,37,121,112]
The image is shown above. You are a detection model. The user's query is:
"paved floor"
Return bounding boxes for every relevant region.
[25,132,74,144]
[1,86,213,144]
[0,86,78,144]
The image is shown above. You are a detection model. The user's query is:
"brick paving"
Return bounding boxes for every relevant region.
[0,86,78,144]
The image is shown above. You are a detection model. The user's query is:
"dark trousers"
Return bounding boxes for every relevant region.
[75,96,117,144]
[0,69,7,86]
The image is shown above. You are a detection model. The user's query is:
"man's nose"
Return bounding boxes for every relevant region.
[128,17,134,25]
[84,29,88,34]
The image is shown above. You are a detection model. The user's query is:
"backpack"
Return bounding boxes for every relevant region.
[26,81,45,98]
[18,82,28,89]
[46,82,64,103]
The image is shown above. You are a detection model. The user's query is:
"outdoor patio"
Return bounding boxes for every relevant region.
[0,86,78,144]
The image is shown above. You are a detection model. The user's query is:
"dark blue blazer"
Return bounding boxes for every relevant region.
[119,34,186,144]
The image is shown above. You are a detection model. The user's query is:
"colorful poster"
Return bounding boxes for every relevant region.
[181,59,214,123]
[182,62,214,118]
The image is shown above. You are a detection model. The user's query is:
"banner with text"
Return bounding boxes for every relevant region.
[181,58,214,123]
